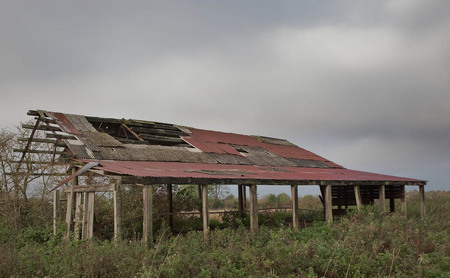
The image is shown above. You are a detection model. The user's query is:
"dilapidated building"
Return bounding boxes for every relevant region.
[16,110,426,241]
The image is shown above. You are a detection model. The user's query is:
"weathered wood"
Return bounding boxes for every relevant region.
[401,185,407,217]
[390,197,395,213]
[324,185,333,224]
[65,187,74,238]
[243,185,247,209]
[354,185,362,210]
[379,185,386,213]
[63,184,115,193]
[167,184,173,229]
[74,193,82,240]
[53,190,60,236]
[87,192,95,238]
[13,148,65,155]
[45,133,76,140]
[291,185,299,230]
[121,123,145,141]
[5,172,69,176]
[143,185,153,245]
[202,184,210,239]
[22,124,62,132]
[238,185,244,218]
[18,119,41,165]
[249,184,258,233]
[113,179,122,240]
[81,192,88,239]
[419,185,425,219]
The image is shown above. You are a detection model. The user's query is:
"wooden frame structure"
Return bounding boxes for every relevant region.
[16,110,426,241]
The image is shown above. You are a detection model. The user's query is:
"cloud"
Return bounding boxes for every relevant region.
[0,1,449,190]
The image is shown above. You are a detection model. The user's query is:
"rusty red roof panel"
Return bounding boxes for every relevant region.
[49,112,82,135]
[79,159,424,183]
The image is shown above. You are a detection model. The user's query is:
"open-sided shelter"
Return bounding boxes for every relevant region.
[16,110,426,241]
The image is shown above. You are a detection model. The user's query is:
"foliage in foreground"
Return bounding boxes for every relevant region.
[1,191,449,278]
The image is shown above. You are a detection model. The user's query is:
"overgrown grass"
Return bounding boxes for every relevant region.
[1,191,449,277]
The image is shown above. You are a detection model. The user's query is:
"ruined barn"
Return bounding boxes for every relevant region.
[15,110,426,241]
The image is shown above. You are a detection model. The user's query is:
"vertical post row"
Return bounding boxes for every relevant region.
[419,185,425,219]
[325,184,333,224]
[291,185,299,230]
[113,179,122,240]
[249,184,258,233]
[143,184,153,245]
[53,189,60,235]
[379,185,386,213]
[354,185,362,210]
[401,185,407,217]
[202,184,210,239]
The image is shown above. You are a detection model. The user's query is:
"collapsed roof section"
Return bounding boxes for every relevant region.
[20,109,426,186]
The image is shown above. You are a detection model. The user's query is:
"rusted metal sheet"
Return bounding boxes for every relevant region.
[48,112,82,135]
[77,159,425,184]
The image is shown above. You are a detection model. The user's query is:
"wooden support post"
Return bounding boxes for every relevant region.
[390,197,395,213]
[249,184,258,233]
[238,184,244,218]
[202,184,210,239]
[143,185,153,245]
[167,184,173,229]
[65,188,74,238]
[354,185,362,210]
[82,192,88,239]
[401,185,407,217]
[113,179,122,240]
[74,193,82,240]
[291,185,299,230]
[379,185,386,213]
[243,185,247,209]
[324,185,333,224]
[87,192,95,238]
[419,185,425,219]
[198,185,203,219]
[53,189,60,235]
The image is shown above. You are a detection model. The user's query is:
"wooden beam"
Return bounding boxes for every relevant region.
[291,185,299,230]
[419,185,425,219]
[63,184,115,193]
[249,184,258,233]
[113,179,122,240]
[53,190,60,236]
[243,185,247,209]
[22,124,62,132]
[13,148,65,155]
[354,185,362,210]
[121,123,145,141]
[202,184,210,239]
[401,185,407,217]
[143,185,153,246]
[379,185,386,213]
[324,185,332,224]
[74,193,82,240]
[46,133,76,140]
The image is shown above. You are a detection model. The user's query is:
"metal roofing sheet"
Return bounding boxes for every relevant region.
[79,159,424,183]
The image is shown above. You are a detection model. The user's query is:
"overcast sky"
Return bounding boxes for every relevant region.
[1,1,449,194]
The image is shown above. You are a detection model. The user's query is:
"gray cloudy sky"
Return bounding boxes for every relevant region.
[1,1,449,193]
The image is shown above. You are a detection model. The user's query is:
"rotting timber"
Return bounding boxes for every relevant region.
[13,109,427,242]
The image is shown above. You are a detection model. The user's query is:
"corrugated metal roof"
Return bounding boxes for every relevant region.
[78,159,425,184]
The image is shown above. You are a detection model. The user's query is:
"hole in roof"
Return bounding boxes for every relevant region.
[86,117,191,147]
